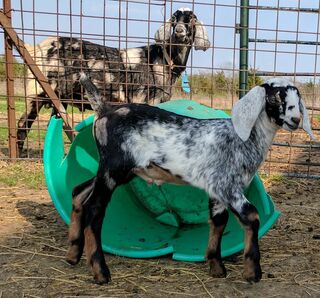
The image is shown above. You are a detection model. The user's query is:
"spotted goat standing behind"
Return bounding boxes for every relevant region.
[17,8,210,154]
[65,74,316,284]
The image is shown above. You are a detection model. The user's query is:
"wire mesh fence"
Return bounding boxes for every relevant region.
[0,0,319,178]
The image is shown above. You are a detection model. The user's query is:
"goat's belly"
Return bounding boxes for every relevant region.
[132,163,186,186]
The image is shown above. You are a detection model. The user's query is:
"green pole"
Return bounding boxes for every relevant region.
[239,0,249,98]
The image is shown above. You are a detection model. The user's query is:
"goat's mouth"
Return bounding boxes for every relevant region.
[174,34,188,42]
[284,121,299,131]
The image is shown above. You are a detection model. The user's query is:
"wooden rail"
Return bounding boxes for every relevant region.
[3,0,17,158]
[0,9,74,142]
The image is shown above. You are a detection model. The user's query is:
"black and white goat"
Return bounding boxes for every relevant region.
[17,8,210,154]
[66,74,316,284]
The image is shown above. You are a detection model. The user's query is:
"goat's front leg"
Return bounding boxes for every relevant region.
[206,199,229,278]
[230,195,262,283]
[17,95,45,155]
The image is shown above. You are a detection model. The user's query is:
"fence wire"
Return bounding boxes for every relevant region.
[0,0,319,178]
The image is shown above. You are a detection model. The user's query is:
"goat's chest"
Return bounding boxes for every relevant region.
[152,62,170,86]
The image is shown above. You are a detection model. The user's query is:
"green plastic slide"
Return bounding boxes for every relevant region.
[44,99,280,261]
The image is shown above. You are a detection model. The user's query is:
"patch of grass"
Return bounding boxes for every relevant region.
[0,125,47,147]
[0,127,8,146]
[0,97,27,114]
[0,96,53,115]
[260,173,288,183]
[0,96,93,117]
[0,160,45,189]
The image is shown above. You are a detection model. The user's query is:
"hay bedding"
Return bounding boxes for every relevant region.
[0,173,319,297]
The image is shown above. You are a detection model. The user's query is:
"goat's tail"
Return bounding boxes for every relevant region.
[79,72,104,112]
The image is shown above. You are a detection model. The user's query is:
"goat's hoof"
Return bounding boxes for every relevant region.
[208,259,227,278]
[18,149,25,158]
[92,262,111,285]
[66,256,80,266]
[243,263,262,283]
[66,247,82,265]
[94,270,111,285]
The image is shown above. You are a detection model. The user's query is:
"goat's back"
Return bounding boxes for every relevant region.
[26,37,173,107]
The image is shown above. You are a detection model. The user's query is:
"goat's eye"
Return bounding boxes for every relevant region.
[288,105,295,111]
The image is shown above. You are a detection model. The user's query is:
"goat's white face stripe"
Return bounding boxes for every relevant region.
[284,89,300,118]
[178,7,191,12]
[277,88,301,131]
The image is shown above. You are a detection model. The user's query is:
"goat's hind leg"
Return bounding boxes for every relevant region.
[66,178,95,265]
[83,174,117,284]
[206,199,229,278]
[230,195,262,283]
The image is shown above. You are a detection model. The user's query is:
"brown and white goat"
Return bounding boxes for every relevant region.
[17,8,210,154]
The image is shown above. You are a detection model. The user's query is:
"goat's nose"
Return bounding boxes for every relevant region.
[175,27,184,33]
[291,117,300,125]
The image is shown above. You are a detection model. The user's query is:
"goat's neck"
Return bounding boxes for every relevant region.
[165,43,191,75]
[253,110,279,151]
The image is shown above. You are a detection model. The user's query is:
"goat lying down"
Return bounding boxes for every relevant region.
[17,8,210,154]
[66,74,316,284]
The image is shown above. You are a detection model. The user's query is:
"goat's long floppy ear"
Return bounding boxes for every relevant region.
[299,98,317,141]
[194,20,210,51]
[231,86,266,141]
[155,19,172,42]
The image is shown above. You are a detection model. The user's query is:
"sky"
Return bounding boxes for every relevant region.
[1,0,320,82]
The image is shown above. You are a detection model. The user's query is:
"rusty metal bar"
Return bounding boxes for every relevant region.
[272,142,320,149]
[259,170,320,179]
[254,71,320,77]
[264,158,320,167]
[0,9,74,140]
[3,0,17,158]
[249,5,320,13]
[249,38,320,46]
[281,173,320,179]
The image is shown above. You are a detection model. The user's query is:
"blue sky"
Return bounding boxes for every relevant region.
[1,0,320,81]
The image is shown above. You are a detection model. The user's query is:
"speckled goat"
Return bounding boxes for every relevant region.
[17,8,210,154]
[66,74,316,284]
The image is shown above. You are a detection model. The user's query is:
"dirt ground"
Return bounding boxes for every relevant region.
[0,164,320,298]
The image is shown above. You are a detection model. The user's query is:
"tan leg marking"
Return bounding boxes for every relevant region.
[206,219,227,278]
[242,213,262,282]
[133,163,186,185]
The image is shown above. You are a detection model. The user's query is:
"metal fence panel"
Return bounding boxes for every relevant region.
[0,0,319,178]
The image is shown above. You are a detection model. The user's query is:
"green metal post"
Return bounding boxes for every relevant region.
[239,0,249,98]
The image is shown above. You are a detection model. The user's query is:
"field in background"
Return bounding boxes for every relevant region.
[1,66,319,177]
